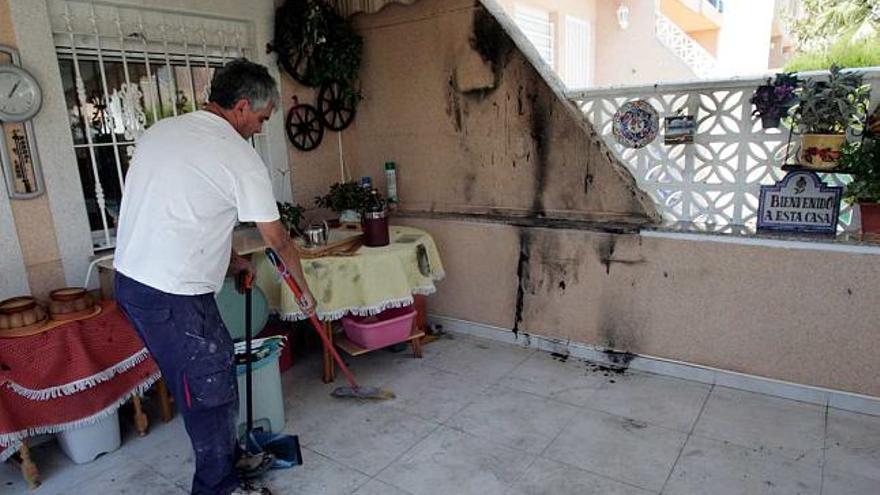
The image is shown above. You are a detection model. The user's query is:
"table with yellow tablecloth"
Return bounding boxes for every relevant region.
[250,226,445,381]
[253,226,444,321]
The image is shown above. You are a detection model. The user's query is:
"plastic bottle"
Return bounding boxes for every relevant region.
[384,161,398,204]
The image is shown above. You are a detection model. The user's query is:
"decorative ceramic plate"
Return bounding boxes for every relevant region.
[612,100,659,149]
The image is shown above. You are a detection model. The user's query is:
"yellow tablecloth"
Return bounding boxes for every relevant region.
[253,226,445,321]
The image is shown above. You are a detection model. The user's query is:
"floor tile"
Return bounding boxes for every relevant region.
[506,457,654,495]
[304,404,438,476]
[262,447,369,495]
[825,408,880,482]
[66,462,186,494]
[585,372,711,432]
[283,379,394,448]
[663,435,821,495]
[693,387,825,464]
[447,386,579,454]
[6,437,133,495]
[498,352,607,407]
[378,426,534,495]
[352,479,415,495]
[119,421,194,490]
[427,335,534,385]
[821,467,880,495]
[384,365,489,423]
[543,408,687,492]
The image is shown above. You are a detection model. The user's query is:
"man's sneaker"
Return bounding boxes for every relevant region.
[236,451,274,479]
[231,481,272,495]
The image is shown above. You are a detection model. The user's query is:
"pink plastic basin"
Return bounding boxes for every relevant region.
[342,306,416,350]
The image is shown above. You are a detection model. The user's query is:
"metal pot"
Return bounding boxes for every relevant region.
[302,221,329,248]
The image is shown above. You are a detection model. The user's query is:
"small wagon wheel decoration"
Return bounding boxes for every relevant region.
[286,97,324,152]
[317,80,357,131]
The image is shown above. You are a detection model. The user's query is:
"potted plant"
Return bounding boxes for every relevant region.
[314,181,371,222]
[751,73,798,129]
[839,108,880,234]
[789,65,871,170]
[277,201,306,236]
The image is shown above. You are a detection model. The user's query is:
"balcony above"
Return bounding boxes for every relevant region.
[659,0,724,31]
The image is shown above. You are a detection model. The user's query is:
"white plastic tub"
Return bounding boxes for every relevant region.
[57,410,121,464]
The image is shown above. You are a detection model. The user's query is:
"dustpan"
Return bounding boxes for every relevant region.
[241,273,303,470]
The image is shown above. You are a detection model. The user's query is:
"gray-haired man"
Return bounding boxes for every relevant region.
[114,59,315,495]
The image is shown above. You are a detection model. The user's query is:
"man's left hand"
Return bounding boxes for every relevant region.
[229,255,254,293]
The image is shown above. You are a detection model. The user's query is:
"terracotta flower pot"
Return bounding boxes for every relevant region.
[799,134,846,170]
[859,202,880,235]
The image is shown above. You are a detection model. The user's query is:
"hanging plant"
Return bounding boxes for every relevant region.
[271,0,362,92]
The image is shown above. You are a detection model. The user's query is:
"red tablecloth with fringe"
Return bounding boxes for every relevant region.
[0,301,159,461]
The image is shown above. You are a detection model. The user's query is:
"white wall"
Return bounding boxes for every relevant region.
[0,177,28,297]
[715,0,775,77]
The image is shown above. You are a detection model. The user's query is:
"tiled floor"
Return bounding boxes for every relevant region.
[3,333,880,494]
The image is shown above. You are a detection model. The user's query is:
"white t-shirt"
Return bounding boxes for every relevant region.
[114,111,279,295]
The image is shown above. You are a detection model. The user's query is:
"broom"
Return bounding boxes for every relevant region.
[265,248,395,400]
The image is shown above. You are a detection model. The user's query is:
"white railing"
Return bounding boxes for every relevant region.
[655,13,717,79]
[48,0,252,249]
[567,70,880,232]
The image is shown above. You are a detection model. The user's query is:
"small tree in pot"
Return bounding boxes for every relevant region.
[277,201,306,236]
[314,181,371,222]
[788,65,870,170]
[751,73,798,129]
[839,107,880,234]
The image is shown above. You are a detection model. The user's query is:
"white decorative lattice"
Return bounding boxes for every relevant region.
[568,71,880,232]
[654,13,716,79]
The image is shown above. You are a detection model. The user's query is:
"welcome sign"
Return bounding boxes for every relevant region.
[757,171,842,234]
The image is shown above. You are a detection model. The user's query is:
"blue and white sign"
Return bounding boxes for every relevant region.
[757,171,842,234]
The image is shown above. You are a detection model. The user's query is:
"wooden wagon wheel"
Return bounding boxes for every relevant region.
[278,43,316,86]
[271,0,318,86]
[317,80,357,131]
[286,101,324,151]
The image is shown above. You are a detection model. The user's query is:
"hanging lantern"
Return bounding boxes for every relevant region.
[617,3,630,30]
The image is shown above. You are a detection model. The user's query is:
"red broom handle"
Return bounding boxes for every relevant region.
[264,248,361,389]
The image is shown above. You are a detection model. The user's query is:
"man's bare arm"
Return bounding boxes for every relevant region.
[256,219,316,314]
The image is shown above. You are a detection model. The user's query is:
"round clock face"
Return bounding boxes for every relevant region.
[0,64,42,123]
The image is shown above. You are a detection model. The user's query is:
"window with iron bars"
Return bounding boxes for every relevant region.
[49,0,252,249]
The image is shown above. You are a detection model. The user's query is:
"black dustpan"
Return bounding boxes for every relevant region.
[242,273,303,470]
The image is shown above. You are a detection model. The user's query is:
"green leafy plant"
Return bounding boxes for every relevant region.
[841,107,880,203]
[841,139,880,203]
[788,65,871,134]
[314,181,371,212]
[785,36,880,72]
[788,0,879,53]
[277,201,306,234]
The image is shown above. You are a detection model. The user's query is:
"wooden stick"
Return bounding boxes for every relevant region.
[322,321,336,383]
[131,395,148,436]
[157,379,174,422]
[19,441,40,489]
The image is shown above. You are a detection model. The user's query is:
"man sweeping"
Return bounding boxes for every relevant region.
[113,59,315,495]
